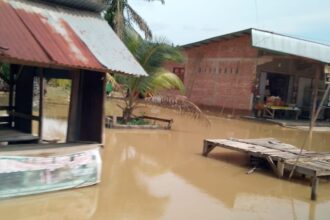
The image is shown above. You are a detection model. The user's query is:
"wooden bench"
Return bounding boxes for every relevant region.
[263,105,301,120]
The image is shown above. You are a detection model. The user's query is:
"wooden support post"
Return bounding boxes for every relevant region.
[8,65,15,127]
[101,73,106,146]
[310,65,320,129]
[311,175,319,201]
[67,70,80,142]
[202,141,215,157]
[38,68,44,140]
[113,115,117,125]
[277,160,285,178]
[266,156,281,178]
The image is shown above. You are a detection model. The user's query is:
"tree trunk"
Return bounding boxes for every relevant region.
[122,107,133,123]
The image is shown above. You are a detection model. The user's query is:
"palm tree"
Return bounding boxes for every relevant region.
[111,31,209,125]
[104,0,164,39]
[114,30,184,122]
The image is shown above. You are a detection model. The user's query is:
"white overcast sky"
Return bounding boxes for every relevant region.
[130,0,330,46]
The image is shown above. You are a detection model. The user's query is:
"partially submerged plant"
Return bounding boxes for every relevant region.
[111,30,184,123]
[145,95,210,125]
[108,29,209,125]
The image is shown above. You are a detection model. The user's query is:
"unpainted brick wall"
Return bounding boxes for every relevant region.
[183,35,258,111]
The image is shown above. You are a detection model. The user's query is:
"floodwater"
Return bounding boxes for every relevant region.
[1,100,330,220]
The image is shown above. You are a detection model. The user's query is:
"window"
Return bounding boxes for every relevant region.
[173,67,185,82]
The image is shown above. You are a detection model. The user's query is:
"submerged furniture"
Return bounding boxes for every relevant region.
[263,105,301,120]
[0,128,39,144]
[203,138,330,200]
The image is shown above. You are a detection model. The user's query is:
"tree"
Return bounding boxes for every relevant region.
[104,0,164,39]
[114,30,184,122]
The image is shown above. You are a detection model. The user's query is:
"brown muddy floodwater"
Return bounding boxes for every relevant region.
[1,99,330,220]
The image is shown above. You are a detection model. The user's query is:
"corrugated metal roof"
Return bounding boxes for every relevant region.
[182,29,251,49]
[251,29,330,64]
[182,28,330,64]
[41,0,108,13]
[0,1,50,65]
[0,0,147,76]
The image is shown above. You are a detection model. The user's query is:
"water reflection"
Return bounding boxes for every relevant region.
[0,187,99,219]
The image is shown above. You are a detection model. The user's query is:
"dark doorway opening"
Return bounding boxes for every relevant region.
[267,73,290,102]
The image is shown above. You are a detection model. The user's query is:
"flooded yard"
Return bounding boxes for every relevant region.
[1,99,330,220]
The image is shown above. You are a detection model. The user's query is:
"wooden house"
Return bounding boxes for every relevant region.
[0,0,146,198]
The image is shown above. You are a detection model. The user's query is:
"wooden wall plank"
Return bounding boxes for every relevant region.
[13,65,35,133]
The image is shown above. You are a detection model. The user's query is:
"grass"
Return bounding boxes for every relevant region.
[117,118,150,125]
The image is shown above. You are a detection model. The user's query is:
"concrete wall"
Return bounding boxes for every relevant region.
[183,35,258,112]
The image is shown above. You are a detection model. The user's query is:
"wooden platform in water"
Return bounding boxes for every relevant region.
[203,138,330,200]
[0,128,39,144]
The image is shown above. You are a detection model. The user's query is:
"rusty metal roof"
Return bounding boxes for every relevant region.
[0,0,147,76]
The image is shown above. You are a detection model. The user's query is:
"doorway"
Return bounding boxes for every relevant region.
[266,73,291,102]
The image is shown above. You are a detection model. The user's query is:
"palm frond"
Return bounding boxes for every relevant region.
[148,70,184,95]
[105,0,165,39]
[126,4,152,39]
[106,73,123,90]
[123,32,183,74]
[142,0,165,4]
[145,95,211,125]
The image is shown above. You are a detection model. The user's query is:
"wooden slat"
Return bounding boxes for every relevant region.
[205,138,330,178]
[0,116,10,123]
[0,106,12,111]
[139,115,173,123]
[203,138,330,201]
[9,111,39,121]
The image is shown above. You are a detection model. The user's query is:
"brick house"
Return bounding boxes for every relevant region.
[169,29,330,118]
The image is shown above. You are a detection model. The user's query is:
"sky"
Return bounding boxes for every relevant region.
[130,0,330,46]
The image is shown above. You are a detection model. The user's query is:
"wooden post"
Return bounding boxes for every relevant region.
[113,115,117,125]
[266,156,281,177]
[8,65,15,127]
[310,65,320,129]
[67,70,81,143]
[202,141,215,157]
[203,140,209,156]
[38,68,44,140]
[101,73,106,146]
[277,160,285,178]
[311,175,319,201]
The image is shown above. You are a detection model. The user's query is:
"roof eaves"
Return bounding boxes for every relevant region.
[181,28,252,48]
[251,28,330,64]
[33,0,109,13]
